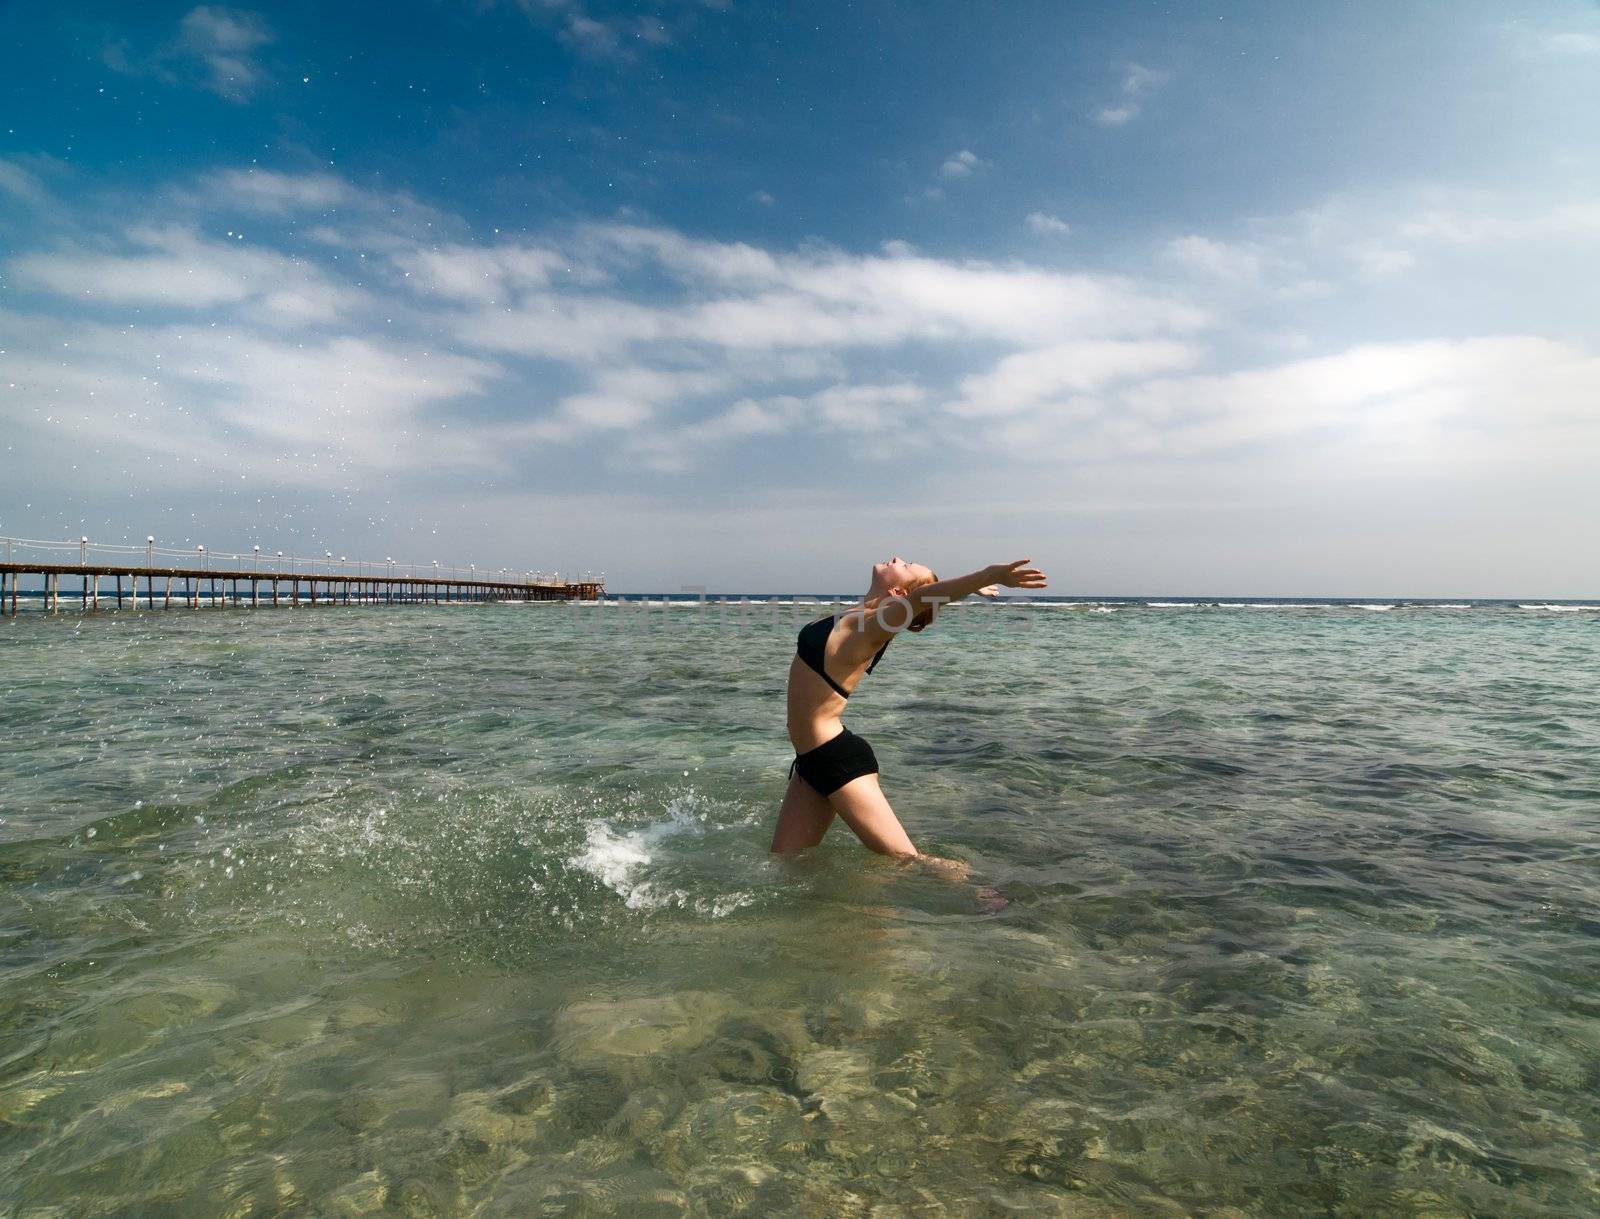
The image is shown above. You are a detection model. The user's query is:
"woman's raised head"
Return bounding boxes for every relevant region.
[867,556,941,631]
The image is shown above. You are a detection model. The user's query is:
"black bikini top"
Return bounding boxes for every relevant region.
[796,613,891,699]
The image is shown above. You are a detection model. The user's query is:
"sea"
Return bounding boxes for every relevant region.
[2,595,1597,1216]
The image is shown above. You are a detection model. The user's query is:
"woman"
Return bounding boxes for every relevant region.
[771,556,1048,861]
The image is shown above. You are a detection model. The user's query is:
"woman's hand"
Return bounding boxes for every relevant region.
[912,854,971,881]
[984,559,1048,590]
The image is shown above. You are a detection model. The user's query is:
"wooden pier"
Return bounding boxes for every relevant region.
[0,538,602,616]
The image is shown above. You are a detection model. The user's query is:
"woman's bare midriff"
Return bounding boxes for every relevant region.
[786,656,852,753]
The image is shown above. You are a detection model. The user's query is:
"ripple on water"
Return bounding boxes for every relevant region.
[2,604,1599,1214]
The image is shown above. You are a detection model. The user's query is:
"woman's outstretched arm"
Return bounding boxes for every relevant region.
[855,559,1048,635]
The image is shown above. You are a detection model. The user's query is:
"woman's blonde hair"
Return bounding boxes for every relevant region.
[864,568,941,632]
[904,569,940,632]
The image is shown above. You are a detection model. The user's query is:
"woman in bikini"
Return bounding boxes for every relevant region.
[771,556,1048,861]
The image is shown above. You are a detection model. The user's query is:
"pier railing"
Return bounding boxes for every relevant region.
[0,534,605,615]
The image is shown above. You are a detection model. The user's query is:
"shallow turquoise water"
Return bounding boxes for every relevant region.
[2,600,1598,1217]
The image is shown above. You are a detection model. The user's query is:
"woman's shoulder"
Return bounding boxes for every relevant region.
[832,603,886,651]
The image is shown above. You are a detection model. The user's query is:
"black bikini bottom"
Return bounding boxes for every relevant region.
[789,727,879,796]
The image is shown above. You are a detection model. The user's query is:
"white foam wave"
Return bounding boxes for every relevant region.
[573,796,751,916]
[1023,601,1115,610]
[1355,604,1396,611]
[1519,604,1600,612]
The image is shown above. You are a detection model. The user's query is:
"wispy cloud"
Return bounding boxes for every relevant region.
[1095,61,1168,127]
[1536,30,1600,55]
[940,149,981,180]
[440,227,1208,366]
[950,337,1600,469]
[178,6,274,101]
[1,309,499,482]
[1026,211,1071,237]
[99,6,275,103]
[517,0,675,61]
[13,226,365,324]
[1163,235,1264,282]
[201,168,355,214]
[948,340,1203,418]
[0,158,52,209]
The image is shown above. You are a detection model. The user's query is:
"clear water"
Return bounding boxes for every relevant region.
[2,601,1597,1217]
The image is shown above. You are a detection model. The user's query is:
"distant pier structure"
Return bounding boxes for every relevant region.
[0,535,604,615]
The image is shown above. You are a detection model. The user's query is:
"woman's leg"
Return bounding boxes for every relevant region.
[827,773,918,857]
[771,771,836,853]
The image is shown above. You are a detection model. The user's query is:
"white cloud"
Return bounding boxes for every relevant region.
[1398,201,1600,246]
[394,243,568,304]
[1351,246,1416,278]
[201,169,355,214]
[808,382,926,432]
[518,0,675,61]
[940,149,980,180]
[1122,63,1168,96]
[970,337,1600,463]
[0,311,500,481]
[178,6,273,102]
[1540,31,1600,55]
[441,226,1208,364]
[1183,187,1600,306]
[1026,211,1071,236]
[576,222,778,286]
[949,340,1203,418]
[1163,235,1264,281]
[1095,62,1168,127]
[11,226,366,324]
[618,397,792,472]
[0,159,50,209]
[619,380,928,471]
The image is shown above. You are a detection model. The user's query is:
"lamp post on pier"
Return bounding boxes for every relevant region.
[80,536,88,565]
[253,545,260,572]
[146,536,154,567]
[198,544,206,571]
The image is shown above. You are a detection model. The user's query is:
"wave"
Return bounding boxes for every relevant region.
[1520,604,1600,612]
[573,795,753,917]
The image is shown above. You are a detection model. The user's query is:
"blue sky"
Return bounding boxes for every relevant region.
[2,1,1598,594]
